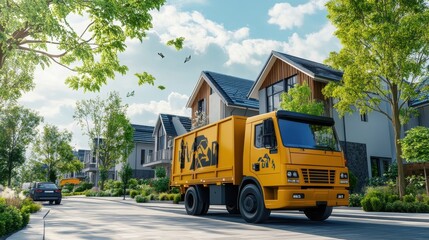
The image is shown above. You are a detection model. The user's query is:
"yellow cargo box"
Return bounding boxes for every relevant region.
[171,115,247,187]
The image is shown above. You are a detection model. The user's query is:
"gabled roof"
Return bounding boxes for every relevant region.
[186,71,259,110]
[158,114,192,136]
[410,78,429,107]
[131,124,154,143]
[248,51,343,99]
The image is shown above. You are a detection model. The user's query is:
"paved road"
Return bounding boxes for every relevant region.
[8,196,429,240]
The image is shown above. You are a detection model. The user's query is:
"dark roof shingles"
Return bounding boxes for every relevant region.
[131,124,154,143]
[160,114,191,136]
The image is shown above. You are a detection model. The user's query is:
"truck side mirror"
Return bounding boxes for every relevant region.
[263,118,275,149]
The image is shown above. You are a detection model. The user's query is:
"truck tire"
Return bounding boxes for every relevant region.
[304,205,333,221]
[185,187,204,215]
[239,184,270,223]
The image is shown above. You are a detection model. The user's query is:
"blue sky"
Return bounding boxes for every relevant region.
[19,0,340,150]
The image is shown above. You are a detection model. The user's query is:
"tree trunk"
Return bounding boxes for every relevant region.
[391,86,405,198]
[7,152,12,187]
[424,163,428,196]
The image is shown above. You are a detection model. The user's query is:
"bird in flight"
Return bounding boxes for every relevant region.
[126,91,135,97]
[158,52,165,58]
[184,55,191,63]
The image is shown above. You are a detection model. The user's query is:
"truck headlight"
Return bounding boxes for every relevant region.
[287,170,299,183]
[340,172,348,179]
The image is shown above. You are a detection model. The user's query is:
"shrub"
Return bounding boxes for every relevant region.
[403,194,415,203]
[152,177,169,193]
[158,193,169,201]
[385,202,394,212]
[349,171,358,193]
[155,167,166,178]
[387,194,399,203]
[130,190,139,199]
[21,212,30,228]
[139,184,154,196]
[149,193,158,200]
[170,187,180,194]
[62,189,70,194]
[415,202,429,213]
[128,179,139,190]
[349,193,363,207]
[138,178,151,185]
[63,183,75,192]
[370,197,383,212]
[361,197,372,211]
[0,205,23,235]
[392,200,404,212]
[112,188,124,197]
[404,202,417,213]
[168,194,175,201]
[405,175,426,195]
[173,194,181,204]
[135,195,149,203]
[75,182,93,192]
[366,177,387,187]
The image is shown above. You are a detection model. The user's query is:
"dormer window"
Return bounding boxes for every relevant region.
[198,98,206,113]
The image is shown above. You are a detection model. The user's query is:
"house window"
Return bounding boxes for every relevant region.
[148,150,153,163]
[157,127,165,151]
[210,87,213,95]
[198,98,206,113]
[141,149,146,165]
[254,124,264,148]
[361,113,368,122]
[266,75,297,112]
[371,157,391,177]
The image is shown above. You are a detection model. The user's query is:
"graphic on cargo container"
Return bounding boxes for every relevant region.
[257,153,275,170]
[179,136,218,170]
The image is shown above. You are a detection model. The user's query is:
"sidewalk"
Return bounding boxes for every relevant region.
[7,207,50,240]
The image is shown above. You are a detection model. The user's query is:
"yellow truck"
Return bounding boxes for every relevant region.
[171,110,349,223]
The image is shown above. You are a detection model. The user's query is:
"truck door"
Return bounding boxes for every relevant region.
[250,118,280,179]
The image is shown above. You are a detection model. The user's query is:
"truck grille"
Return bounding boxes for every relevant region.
[302,169,335,184]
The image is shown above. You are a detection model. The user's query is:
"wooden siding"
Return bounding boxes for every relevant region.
[260,59,326,100]
[191,80,211,116]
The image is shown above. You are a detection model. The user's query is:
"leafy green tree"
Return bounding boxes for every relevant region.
[155,167,167,178]
[0,105,42,186]
[280,82,324,116]
[74,92,134,190]
[323,0,429,197]
[119,163,133,200]
[15,159,48,185]
[401,126,429,195]
[0,0,181,94]
[32,124,76,182]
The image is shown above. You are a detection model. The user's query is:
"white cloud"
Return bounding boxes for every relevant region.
[151,5,249,53]
[225,23,338,66]
[268,0,327,30]
[128,92,191,118]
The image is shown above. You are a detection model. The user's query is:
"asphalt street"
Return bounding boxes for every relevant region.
[7,196,429,240]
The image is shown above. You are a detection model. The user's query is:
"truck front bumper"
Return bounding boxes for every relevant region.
[264,187,349,210]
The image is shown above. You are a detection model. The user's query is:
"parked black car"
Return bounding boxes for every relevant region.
[29,182,62,205]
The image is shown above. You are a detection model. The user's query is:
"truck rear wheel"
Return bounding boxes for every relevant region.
[185,187,204,215]
[304,205,333,221]
[239,184,270,223]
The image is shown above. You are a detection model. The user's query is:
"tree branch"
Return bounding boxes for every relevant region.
[18,45,68,58]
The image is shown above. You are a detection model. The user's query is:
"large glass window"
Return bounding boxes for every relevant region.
[278,118,340,151]
[157,127,165,151]
[266,76,297,112]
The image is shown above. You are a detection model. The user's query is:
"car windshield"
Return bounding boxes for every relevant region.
[38,183,58,189]
[278,118,340,151]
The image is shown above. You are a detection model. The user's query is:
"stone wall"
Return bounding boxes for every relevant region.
[340,141,368,193]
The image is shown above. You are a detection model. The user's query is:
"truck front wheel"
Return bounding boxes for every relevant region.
[304,205,333,221]
[239,184,270,223]
[185,187,203,215]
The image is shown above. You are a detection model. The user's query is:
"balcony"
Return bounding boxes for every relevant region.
[143,149,172,167]
[82,162,98,172]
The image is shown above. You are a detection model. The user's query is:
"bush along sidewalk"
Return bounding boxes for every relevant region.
[0,187,41,238]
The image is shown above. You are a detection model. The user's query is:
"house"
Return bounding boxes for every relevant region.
[80,149,96,183]
[116,124,155,180]
[147,114,192,177]
[247,51,396,189]
[62,150,88,180]
[186,71,259,126]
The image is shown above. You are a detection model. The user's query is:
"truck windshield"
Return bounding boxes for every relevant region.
[278,118,340,151]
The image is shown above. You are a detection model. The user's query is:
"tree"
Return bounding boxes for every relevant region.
[32,124,76,182]
[280,82,325,116]
[323,0,429,198]
[400,126,429,195]
[119,163,133,200]
[15,159,48,185]
[0,0,180,93]
[74,92,134,190]
[0,105,42,186]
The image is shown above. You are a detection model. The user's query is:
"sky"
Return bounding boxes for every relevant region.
[19,0,341,150]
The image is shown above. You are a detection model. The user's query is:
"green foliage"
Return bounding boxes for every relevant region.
[324,0,429,198]
[280,82,324,116]
[149,193,158,200]
[63,183,75,192]
[349,193,363,207]
[366,177,387,187]
[173,194,181,204]
[74,182,93,192]
[170,187,180,194]
[403,194,416,203]
[405,175,426,195]
[135,195,149,203]
[155,167,167,178]
[139,184,154,197]
[0,0,168,92]
[370,197,383,212]
[401,127,429,164]
[0,105,42,186]
[119,163,133,198]
[130,190,139,199]
[349,171,358,193]
[0,204,23,236]
[166,37,185,50]
[152,177,170,193]
[128,179,139,190]
[32,124,75,182]
[158,193,169,201]
[74,92,134,190]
